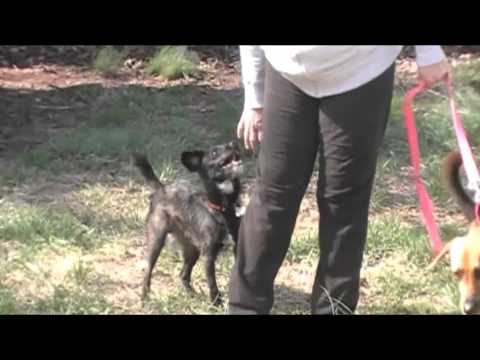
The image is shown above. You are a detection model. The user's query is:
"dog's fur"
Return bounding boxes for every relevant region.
[428,150,480,314]
[133,141,243,305]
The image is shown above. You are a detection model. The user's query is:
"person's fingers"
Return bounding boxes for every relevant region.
[238,109,263,151]
[248,124,258,150]
[237,117,245,140]
[249,122,258,151]
[236,122,243,140]
[243,117,251,150]
[251,117,262,148]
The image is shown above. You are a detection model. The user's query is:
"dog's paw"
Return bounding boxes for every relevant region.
[140,291,149,307]
[212,293,224,307]
[182,283,197,296]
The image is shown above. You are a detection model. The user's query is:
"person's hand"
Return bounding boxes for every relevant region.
[237,108,263,151]
[418,58,452,87]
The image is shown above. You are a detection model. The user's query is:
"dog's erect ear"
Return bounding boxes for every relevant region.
[181,151,205,172]
[427,240,454,271]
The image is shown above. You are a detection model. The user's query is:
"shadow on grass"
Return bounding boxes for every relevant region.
[0,80,249,193]
[272,284,311,315]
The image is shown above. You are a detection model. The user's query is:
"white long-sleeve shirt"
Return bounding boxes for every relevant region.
[240,45,446,109]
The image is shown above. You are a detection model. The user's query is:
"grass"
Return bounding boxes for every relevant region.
[0,202,100,250]
[286,231,319,264]
[31,260,112,314]
[453,57,480,85]
[357,249,460,314]
[45,86,207,173]
[69,182,146,235]
[0,283,17,314]
[19,149,51,170]
[33,288,110,314]
[1,58,480,314]
[93,46,125,76]
[145,46,199,79]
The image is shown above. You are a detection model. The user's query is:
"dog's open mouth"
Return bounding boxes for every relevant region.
[220,152,242,168]
[219,152,243,176]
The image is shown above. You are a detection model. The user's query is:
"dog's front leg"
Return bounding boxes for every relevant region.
[180,245,200,294]
[205,246,222,306]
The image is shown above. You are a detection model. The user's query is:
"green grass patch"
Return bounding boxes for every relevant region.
[454,58,480,86]
[46,86,207,178]
[359,263,459,315]
[32,284,112,315]
[0,283,18,314]
[147,290,228,315]
[93,46,125,76]
[366,214,430,266]
[214,92,242,138]
[145,46,199,79]
[286,231,319,264]
[0,202,101,250]
[70,182,146,235]
[19,149,51,170]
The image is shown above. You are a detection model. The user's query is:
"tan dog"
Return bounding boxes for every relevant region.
[427,150,480,314]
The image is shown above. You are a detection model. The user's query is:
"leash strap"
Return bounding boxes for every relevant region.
[403,78,480,254]
[403,80,443,255]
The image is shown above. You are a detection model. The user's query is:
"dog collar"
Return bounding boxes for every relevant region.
[207,201,225,213]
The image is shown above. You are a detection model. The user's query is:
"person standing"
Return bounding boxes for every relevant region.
[229,46,451,314]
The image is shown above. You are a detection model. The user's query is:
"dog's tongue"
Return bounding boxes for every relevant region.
[221,154,233,167]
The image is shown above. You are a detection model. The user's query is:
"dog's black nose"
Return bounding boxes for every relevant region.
[463,298,479,314]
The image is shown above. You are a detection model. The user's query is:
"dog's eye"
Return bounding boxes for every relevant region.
[454,269,465,279]
[474,268,480,281]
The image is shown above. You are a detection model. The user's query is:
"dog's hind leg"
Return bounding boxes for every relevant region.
[141,212,169,302]
[180,245,200,294]
[205,244,223,306]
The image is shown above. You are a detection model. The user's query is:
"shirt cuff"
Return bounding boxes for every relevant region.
[243,81,265,109]
[415,46,447,67]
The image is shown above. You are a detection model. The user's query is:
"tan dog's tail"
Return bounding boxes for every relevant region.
[442,150,476,221]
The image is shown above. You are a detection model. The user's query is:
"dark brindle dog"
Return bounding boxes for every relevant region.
[133,141,243,305]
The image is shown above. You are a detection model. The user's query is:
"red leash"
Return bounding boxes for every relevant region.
[403,78,480,255]
[403,80,443,255]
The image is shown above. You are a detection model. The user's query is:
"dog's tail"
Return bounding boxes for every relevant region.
[133,153,163,191]
[442,150,476,221]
